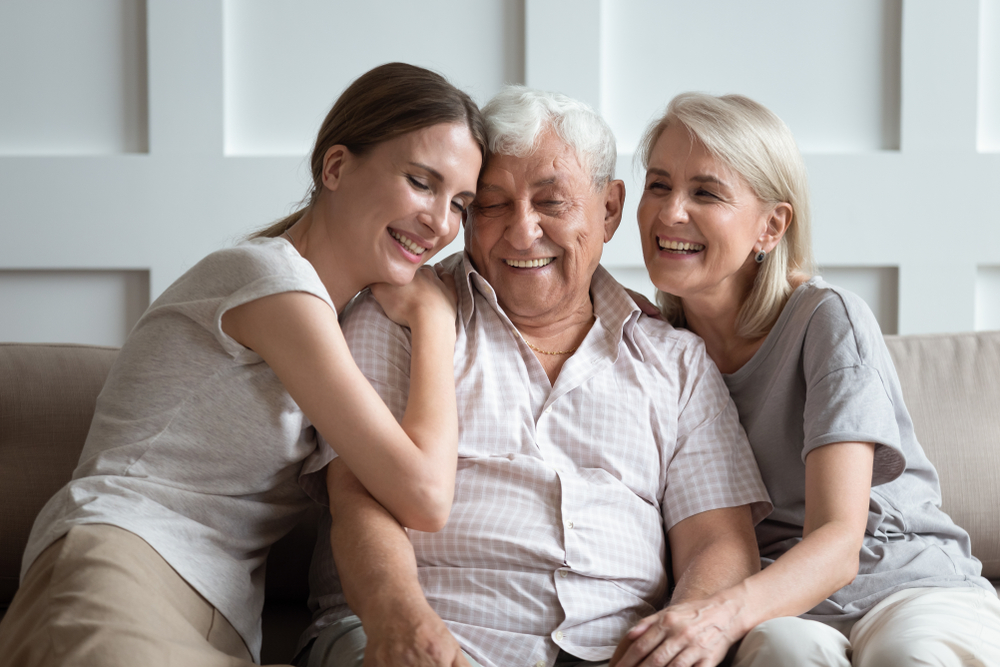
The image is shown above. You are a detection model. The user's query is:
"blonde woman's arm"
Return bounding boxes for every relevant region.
[611,441,874,667]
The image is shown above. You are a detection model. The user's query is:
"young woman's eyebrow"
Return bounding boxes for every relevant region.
[410,162,475,199]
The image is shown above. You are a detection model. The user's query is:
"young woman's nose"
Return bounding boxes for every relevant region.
[418,197,455,238]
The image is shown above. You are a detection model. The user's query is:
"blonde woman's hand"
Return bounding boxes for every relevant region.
[625,288,662,319]
[371,265,458,330]
[610,598,742,667]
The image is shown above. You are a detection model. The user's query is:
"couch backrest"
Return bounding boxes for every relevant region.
[0,343,119,605]
[0,342,318,615]
[884,331,1000,580]
[2,334,998,612]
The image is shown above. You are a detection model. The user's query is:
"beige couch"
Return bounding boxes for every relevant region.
[2,334,998,662]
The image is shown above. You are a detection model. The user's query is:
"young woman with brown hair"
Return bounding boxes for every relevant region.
[0,62,485,667]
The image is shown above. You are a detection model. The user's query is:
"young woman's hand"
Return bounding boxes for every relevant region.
[371,265,458,329]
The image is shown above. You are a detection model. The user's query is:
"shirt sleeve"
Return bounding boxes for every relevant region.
[202,243,335,363]
[664,338,772,529]
[801,292,906,486]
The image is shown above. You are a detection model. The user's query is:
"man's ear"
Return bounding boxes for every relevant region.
[321,145,352,191]
[758,202,793,253]
[603,179,626,243]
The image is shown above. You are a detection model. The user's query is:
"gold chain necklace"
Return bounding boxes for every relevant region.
[516,319,593,356]
[521,337,579,356]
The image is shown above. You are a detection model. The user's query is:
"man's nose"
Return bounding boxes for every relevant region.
[504,200,543,249]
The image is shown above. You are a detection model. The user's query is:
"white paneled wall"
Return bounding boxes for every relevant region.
[602,0,902,153]
[223,0,523,156]
[977,266,1000,330]
[0,270,149,345]
[1,0,998,347]
[0,0,148,155]
[979,0,1000,151]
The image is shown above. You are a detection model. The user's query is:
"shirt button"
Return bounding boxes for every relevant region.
[565,520,574,529]
[543,405,552,414]
[554,630,564,641]
[535,662,546,667]
[559,570,569,578]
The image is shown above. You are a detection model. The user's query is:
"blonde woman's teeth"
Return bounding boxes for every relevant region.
[504,258,554,268]
[658,239,705,253]
[390,230,427,255]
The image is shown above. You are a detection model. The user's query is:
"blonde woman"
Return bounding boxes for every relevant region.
[612,92,1000,667]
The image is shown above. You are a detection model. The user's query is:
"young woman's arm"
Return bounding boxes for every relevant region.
[611,441,874,667]
[221,268,458,532]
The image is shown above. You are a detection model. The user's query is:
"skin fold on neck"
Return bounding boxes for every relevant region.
[508,296,596,385]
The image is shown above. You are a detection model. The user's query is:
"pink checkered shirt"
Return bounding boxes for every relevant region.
[303,253,770,667]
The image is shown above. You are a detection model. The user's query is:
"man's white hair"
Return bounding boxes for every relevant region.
[481,85,617,187]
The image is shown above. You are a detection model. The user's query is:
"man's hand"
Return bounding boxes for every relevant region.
[326,459,469,666]
[610,595,743,667]
[362,599,470,667]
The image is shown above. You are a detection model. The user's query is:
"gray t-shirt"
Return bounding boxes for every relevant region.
[21,236,336,660]
[723,276,994,621]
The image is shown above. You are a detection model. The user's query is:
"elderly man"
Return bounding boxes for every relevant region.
[296,87,771,667]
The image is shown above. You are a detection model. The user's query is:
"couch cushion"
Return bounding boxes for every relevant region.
[884,331,1000,580]
[0,343,118,606]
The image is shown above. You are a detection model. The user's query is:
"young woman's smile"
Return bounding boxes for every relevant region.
[324,121,481,287]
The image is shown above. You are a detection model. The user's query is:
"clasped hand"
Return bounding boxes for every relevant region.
[610,597,741,667]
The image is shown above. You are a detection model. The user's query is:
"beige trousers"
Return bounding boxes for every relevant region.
[0,524,285,667]
[733,586,1000,667]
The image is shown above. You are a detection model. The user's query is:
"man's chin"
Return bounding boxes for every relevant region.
[495,290,567,322]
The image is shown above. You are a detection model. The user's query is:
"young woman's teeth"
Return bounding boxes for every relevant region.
[390,230,427,255]
[505,258,554,268]
[658,239,705,253]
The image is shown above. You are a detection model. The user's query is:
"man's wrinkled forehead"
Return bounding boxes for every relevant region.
[476,139,587,197]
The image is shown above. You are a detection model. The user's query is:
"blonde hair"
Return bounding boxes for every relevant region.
[638,92,815,338]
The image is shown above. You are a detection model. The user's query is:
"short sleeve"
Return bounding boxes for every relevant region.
[179,240,335,363]
[212,274,333,362]
[801,293,907,486]
[664,339,772,528]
